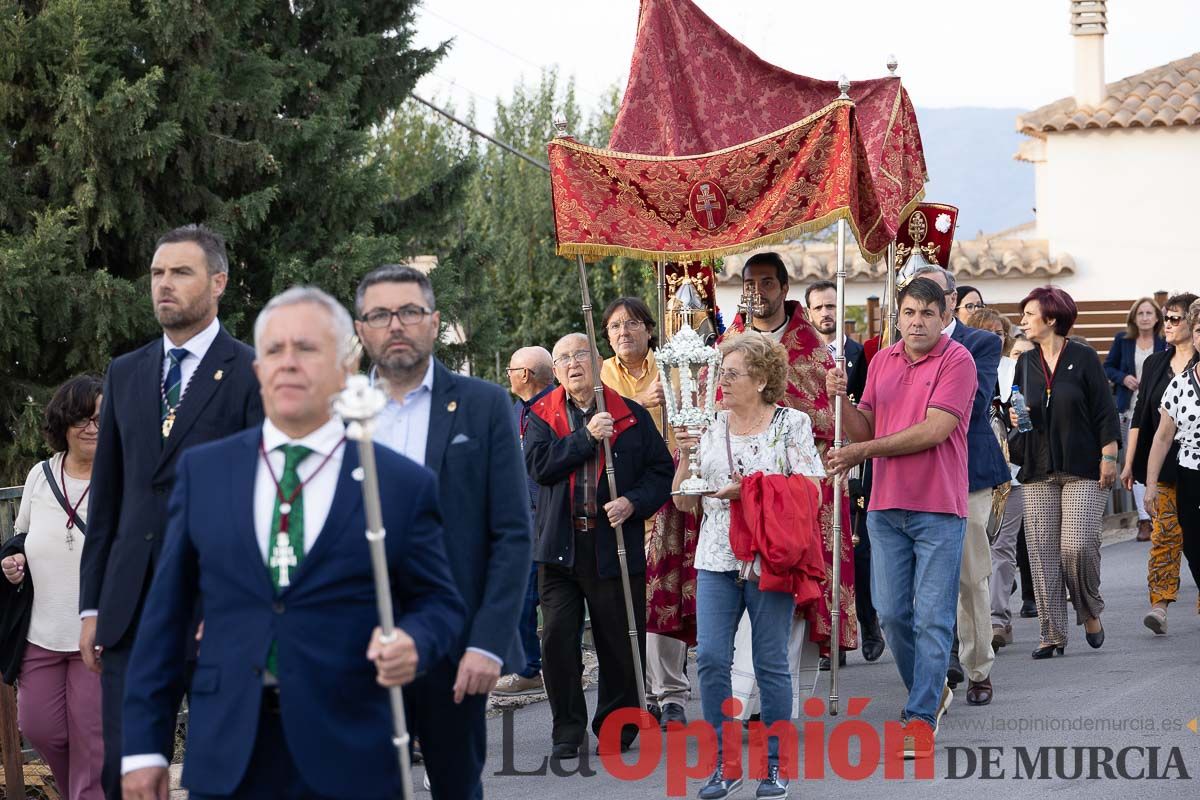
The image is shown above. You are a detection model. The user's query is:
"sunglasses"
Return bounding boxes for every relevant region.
[1164,314,1185,325]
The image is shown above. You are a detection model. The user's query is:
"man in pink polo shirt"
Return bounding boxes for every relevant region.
[826,276,976,759]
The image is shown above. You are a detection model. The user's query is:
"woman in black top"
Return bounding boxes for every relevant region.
[1012,287,1120,659]
[1122,292,1198,635]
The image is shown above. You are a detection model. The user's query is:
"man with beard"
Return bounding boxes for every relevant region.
[79,224,263,799]
[805,279,885,664]
[354,265,531,800]
[720,253,857,699]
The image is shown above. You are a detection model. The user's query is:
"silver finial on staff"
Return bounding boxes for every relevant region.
[887,54,899,76]
[838,74,851,100]
[333,375,414,800]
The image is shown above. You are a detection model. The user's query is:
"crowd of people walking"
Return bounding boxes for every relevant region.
[2,225,1198,800]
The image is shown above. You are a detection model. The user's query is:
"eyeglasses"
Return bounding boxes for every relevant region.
[71,415,100,430]
[504,366,528,375]
[553,350,593,368]
[360,305,433,328]
[957,302,985,312]
[717,368,746,382]
[1164,314,1185,325]
[606,319,646,334]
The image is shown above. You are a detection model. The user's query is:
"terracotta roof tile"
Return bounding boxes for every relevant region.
[1018,52,1200,134]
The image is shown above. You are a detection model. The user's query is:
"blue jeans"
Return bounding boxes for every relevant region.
[696,569,795,768]
[867,510,965,726]
[518,561,542,677]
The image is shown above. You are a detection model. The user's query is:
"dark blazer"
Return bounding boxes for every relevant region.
[1104,331,1167,413]
[524,387,673,579]
[421,360,533,673]
[79,326,263,647]
[1129,347,1198,484]
[122,430,465,799]
[950,322,1011,492]
[844,337,867,405]
[0,534,30,684]
[1013,340,1121,483]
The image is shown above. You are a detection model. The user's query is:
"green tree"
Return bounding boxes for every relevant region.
[461,75,652,381]
[0,0,459,483]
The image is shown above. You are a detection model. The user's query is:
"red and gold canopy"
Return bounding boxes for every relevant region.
[549,0,928,263]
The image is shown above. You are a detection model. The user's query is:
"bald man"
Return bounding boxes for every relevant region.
[495,346,557,695]
[525,333,673,758]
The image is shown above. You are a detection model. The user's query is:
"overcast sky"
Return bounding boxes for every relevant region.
[413,0,1200,128]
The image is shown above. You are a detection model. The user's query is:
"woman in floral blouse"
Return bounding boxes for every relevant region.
[673,333,824,800]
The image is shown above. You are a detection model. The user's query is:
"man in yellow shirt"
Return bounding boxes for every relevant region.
[599,297,688,727]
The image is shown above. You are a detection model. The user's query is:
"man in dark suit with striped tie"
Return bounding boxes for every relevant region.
[79,224,263,799]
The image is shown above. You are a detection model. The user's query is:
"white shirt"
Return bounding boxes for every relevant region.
[161,317,221,399]
[14,452,90,651]
[82,318,224,622]
[122,416,347,777]
[371,358,502,667]
[254,417,347,560]
[373,359,434,465]
[942,318,957,337]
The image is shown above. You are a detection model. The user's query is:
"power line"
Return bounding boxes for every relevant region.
[418,6,608,104]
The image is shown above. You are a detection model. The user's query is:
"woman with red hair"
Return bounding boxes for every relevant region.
[1010,287,1120,659]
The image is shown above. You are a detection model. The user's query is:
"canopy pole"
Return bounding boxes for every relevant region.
[828,75,852,716]
[656,260,669,431]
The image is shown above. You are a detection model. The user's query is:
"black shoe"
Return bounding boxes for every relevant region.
[818,652,847,671]
[946,654,965,688]
[861,620,885,662]
[698,764,744,799]
[742,712,761,729]
[1085,621,1105,649]
[660,702,687,727]
[755,763,789,798]
[1031,643,1064,659]
[1019,599,1037,618]
[647,703,663,726]
[552,742,580,760]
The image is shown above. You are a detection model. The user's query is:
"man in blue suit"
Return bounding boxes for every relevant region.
[79,224,264,799]
[354,265,533,799]
[121,287,466,800]
[913,266,1010,707]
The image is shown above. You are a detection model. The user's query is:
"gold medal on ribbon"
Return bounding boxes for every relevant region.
[162,411,176,438]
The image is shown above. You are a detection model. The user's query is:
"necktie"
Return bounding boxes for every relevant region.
[267,444,313,675]
[161,347,188,436]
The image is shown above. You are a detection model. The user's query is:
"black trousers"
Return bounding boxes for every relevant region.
[539,531,646,747]
[405,663,488,800]
[1017,524,1036,603]
[189,691,343,800]
[852,506,878,630]
[1175,465,1200,592]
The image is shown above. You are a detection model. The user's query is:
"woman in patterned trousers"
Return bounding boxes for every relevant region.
[1122,292,1198,634]
[1011,287,1120,659]
[1144,299,1200,627]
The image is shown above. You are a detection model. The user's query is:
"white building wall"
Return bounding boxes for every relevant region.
[1037,126,1200,299]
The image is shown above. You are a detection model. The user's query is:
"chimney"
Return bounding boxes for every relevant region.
[1071,0,1107,107]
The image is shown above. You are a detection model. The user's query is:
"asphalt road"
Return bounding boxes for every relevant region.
[442,534,1200,799]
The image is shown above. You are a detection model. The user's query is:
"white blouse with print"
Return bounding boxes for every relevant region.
[693,407,826,573]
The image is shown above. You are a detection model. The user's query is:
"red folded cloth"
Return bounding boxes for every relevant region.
[729,472,826,608]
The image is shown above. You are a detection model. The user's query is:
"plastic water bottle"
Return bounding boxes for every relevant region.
[1011,386,1033,433]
